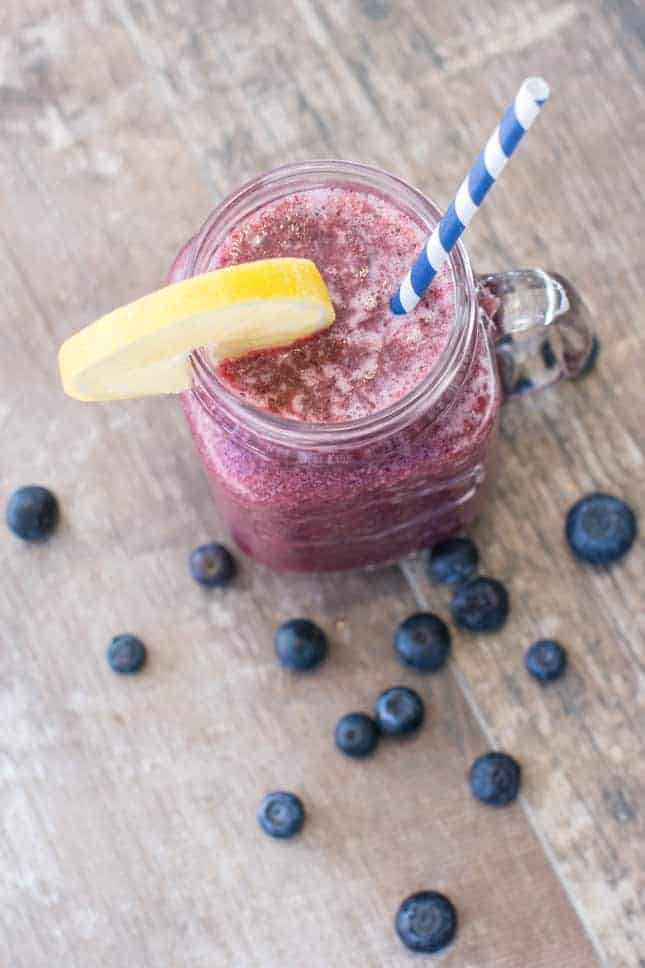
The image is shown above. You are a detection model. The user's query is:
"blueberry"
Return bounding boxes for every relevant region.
[375,686,424,736]
[258,791,304,839]
[468,751,521,806]
[541,339,558,370]
[106,635,147,675]
[395,891,458,954]
[451,576,509,633]
[6,485,59,541]
[525,639,567,684]
[335,712,380,758]
[426,536,479,586]
[511,376,534,395]
[394,613,451,673]
[189,542,236,587]
[565,492,636,566]
[274,619,327,671]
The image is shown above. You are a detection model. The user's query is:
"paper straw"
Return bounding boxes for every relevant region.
[390,77,550,315]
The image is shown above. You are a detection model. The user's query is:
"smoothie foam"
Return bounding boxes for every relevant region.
[208,188,454,423]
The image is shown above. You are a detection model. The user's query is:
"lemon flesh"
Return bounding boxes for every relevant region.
[59,258,335,401]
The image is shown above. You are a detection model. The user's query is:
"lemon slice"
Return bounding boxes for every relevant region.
[58,258,335,401]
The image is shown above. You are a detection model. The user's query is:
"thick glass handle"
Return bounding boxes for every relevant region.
[477,269,595,398]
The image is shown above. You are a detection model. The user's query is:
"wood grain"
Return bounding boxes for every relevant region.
[1,0,643,965]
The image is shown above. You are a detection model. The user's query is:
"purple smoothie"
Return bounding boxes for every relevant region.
[177,178,501,572]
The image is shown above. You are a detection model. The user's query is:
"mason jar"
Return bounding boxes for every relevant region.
[169,161,592,572]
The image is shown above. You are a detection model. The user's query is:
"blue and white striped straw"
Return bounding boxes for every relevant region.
[390,77,550,315]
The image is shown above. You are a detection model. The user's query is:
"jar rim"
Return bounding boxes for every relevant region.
[185,159,477,450]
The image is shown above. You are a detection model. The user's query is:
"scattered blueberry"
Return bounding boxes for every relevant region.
[394,613,451,673]
[565,493,636,566]
[6,485,59,541]
[274,618,328,671]
[468,752,521,807]
[541,339,558,370]
[395,891,458,954]
[426,536,479,586]
[525,639,567,684]
[574,334,600,379]
[375,686,424,736]
[189,542,236,587]
[511,376,534,395]
[335,712,380,758]
[451,576,509,633]
[106,635,147,675]
[258,791,305,839]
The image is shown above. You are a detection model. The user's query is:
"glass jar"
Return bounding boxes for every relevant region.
[169,161,592,572]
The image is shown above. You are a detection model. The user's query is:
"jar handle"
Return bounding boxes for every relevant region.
[477,269,596,398]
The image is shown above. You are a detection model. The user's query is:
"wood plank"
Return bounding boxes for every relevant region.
[1,0,643,964]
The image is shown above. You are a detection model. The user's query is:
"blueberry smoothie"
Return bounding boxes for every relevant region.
[176,167,501,571]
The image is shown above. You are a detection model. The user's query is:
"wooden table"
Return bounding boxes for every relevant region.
[1,1,643,965]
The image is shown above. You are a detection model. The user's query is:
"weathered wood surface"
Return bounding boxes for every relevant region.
[1,0,643,965]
